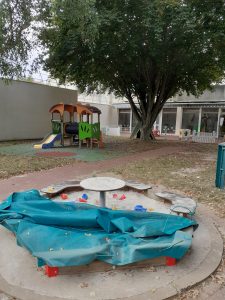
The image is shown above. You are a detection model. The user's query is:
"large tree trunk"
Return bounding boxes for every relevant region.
[131,118,156,140]
[126,89,168,141]
[139,122,155,140]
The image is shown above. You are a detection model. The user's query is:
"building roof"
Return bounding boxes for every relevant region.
[165,101,225,108]
[113,101,225,110]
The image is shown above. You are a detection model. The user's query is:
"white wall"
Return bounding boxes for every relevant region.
[0,80,77,140]
[173,85,225,102]
[86,102,119,129]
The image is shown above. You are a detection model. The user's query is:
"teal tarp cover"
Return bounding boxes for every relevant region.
[0,190,197,267]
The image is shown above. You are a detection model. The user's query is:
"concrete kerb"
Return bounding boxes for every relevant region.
[118,205,223,300]
[0,205,223,300]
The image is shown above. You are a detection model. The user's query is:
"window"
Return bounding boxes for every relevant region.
[200,108,218,133]
[162,108,176,134]
[118,109,131,131]
[182,108,199,132]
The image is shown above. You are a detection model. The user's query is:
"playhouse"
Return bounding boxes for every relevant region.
[34,103,103,149]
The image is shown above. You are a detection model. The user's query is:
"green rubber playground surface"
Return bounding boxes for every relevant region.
[0,142,123,162]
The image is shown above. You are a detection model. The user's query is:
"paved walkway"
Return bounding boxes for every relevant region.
[0,145,183,201]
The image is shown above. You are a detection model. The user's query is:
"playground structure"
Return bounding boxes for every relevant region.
[34,103,103,149]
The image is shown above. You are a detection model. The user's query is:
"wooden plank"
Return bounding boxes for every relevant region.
[125,180,152,191]
[155,192,197,215]
[58,257,167,275]
[41,180,81,196]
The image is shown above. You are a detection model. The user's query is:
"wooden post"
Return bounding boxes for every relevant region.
[61,114,64,146]
[69,112,72,146]
[90,114,93,149]
[79,113,82,148]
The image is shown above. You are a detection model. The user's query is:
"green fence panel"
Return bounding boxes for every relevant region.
[215,142,225,189]
[79,122,92,140]
[92,123,101,139]
[79,122,100,140]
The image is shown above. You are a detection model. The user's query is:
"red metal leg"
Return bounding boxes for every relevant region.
[45,265,59,277]
[166,257,176,266]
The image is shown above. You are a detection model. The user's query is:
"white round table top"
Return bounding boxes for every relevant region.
[80,177,125,192]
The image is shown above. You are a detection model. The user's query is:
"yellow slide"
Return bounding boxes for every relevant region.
[33,133,61,149]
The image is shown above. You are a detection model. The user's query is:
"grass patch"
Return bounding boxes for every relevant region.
[113,144,225,216]
[0,154,77,179]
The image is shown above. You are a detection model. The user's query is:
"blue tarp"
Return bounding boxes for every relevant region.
[0,190,197,267]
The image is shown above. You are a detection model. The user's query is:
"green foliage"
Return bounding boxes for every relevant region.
[42,0,225,95]
[0,0,35,79]
[2,0,225,139]
[39,0,225,139]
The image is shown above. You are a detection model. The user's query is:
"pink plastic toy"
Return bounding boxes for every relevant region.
[119,194,126,200]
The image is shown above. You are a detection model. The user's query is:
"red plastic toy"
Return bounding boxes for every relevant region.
[60,193,68,200]
[79,198,87,203]
[45,265,59,277]
[119,194,126,200]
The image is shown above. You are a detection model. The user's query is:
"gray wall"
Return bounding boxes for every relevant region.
[0,80,77,141]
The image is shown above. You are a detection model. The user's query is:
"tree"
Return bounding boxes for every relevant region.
[0,0,34,79]
[3,0,225,139]
[39,0,225,140]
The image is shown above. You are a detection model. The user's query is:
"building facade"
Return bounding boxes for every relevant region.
[114,85,225,137]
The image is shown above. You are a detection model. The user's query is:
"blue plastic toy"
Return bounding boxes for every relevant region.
[82,193,88,200]
[134,205,147,212]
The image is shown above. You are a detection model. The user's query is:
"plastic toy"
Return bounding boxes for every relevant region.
[119,194,126,200]
[60,193,68,200]
[152,129,160,137]
[111,205,118,210]
[148,208,154,212]
[134,205,147,212]
[34,103,103,149]
[82,193,88,200]
[79,198,87,203]
[47,187,54,193]
[45,266,59,277]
